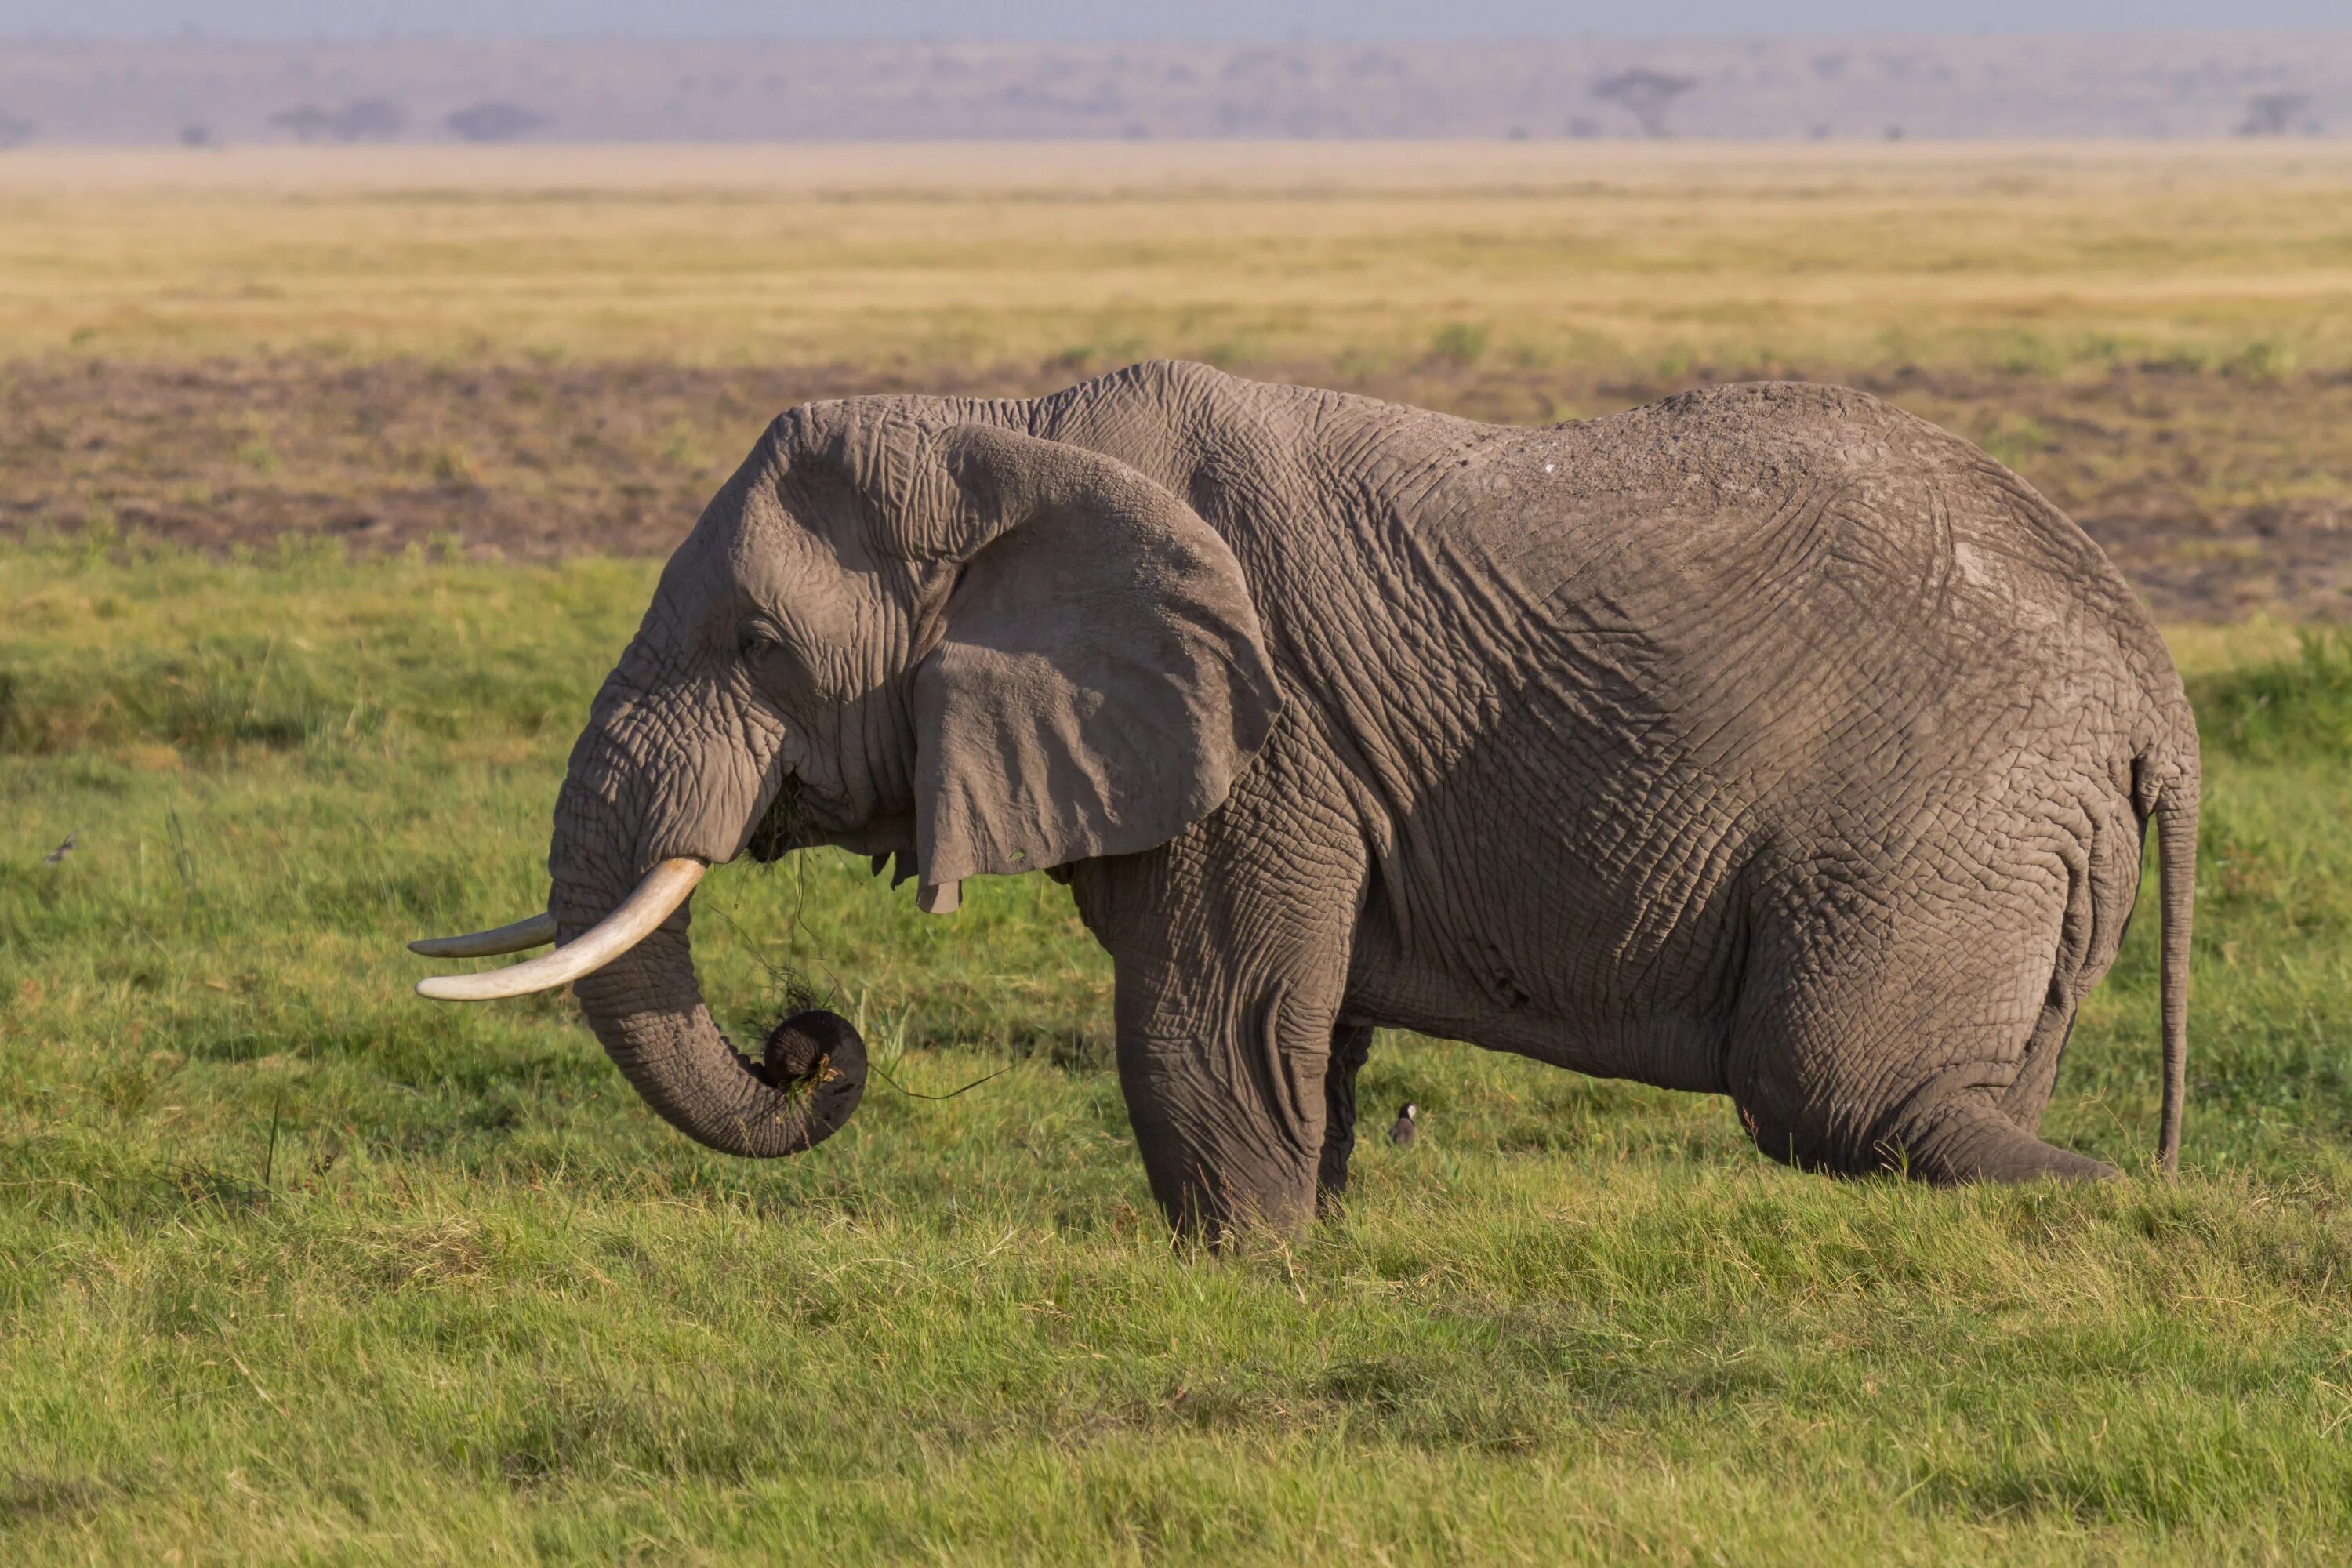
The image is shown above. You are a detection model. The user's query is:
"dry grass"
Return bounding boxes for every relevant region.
[3,140,2350,372]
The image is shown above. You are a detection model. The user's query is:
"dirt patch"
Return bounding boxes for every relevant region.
[4,355,2347,622]
[0,357,929,561]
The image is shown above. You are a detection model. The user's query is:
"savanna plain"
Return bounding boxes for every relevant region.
[4,141,2352,1564]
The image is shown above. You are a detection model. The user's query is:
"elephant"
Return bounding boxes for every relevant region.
[410,360,2199,1239]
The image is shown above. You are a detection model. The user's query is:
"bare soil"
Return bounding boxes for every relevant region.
[4,355,2347,622]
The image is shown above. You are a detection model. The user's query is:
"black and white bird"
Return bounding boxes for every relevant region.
[1388,1102,1419,1148]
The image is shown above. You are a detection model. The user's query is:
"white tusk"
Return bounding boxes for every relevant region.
[408,911,557,959]
[415,858,706,1002]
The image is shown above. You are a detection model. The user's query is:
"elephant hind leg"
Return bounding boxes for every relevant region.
[1726,865,2112,1185]
[1883,984,2117,1183]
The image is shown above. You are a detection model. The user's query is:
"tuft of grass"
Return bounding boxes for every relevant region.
[429,443,474,485]
[1976,412,2055,470]
[2224,338,2301,384]
[4,539,2351,1562]
[2192,628,2352,764]
[1427,320,1490,367]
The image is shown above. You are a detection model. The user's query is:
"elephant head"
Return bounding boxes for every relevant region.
[409,402,1282,1158]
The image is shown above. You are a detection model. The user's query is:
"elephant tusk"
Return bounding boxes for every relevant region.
[415,858,706,1002]
[408,911,558,959]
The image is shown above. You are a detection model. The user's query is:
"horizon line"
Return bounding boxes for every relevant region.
[6,24,2352,48]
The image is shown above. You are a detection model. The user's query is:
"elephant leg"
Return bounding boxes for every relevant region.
[1738,1011,2116,1183]
[1729,862,2113,1184]
[1317,1024,1375,1216]
[1873,989,2117,1182]
[1114,973,1351,1240]
[1069,735,1367,1241]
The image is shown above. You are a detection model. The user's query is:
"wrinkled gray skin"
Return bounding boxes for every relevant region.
[551,361,2198,1239]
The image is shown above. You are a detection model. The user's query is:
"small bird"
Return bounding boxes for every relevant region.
[43,830,78,866]
[1388,1102,1419,1148]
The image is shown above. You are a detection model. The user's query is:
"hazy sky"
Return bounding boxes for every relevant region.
[4,0,2347,40]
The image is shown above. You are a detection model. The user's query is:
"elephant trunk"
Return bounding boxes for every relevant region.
[555,885,865,1158]
[540,705,866,1158]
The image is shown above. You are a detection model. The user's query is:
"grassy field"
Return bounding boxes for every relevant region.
[4,143,2352,1563]
[5,535,2350,1565]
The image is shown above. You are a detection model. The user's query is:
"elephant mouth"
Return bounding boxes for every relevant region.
[744,773,808,863]
[745,770,921,874]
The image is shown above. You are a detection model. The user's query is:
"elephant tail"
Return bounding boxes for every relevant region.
[2151,758,2198,1178]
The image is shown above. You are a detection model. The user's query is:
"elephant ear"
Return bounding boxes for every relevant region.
[909,424,1282,896]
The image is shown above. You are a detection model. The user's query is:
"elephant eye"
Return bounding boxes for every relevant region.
[736,619,814,696]
[736,620,783,661]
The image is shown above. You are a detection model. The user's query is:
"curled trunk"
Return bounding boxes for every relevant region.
[555,889,866,1156]
[550,718,864,1158]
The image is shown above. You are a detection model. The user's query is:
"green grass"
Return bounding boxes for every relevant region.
[2193,629,2352,766]
[5,535,2351,1563]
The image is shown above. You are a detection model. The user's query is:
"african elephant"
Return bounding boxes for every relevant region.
[412,361,2199,1239]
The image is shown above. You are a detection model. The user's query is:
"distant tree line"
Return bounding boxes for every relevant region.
[263,98,549,145]
[1591,69,1698,138]
[2237,92,2321,136]
[445,103,547,143]
[269,97,405,143]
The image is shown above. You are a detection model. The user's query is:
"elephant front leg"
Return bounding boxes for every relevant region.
[1115,966,1354,1241]
[1317,1024,1374,1215]
[1072,758,1367,1242]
